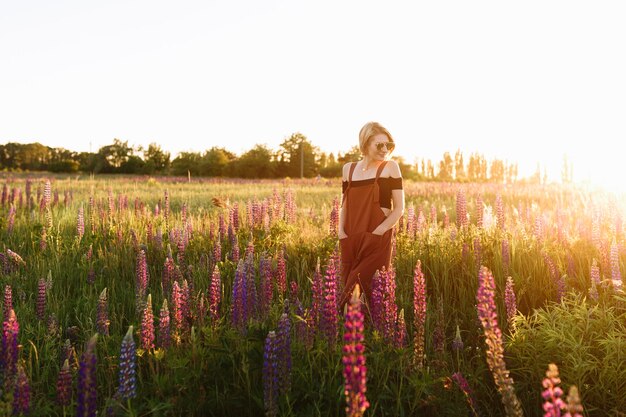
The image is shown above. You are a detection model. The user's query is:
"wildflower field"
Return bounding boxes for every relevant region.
[0,174,624,416]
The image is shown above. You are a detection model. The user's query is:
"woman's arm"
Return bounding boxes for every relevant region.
[372,161,405,235]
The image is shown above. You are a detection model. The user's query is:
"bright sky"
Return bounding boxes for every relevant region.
[1,1,625,189]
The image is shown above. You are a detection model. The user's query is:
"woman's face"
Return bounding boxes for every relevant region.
[365,133,395,161]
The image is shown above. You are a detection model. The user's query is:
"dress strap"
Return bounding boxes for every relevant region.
[374,161,388,183]
[348,162,357,184]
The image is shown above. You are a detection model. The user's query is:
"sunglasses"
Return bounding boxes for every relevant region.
[373,141,395,152]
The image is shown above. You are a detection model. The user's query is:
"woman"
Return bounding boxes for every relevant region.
[338,121,405,308]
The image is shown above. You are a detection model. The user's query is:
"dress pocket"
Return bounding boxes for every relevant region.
[357,232,383,260]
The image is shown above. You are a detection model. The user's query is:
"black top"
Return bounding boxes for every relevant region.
[342,177,403,209]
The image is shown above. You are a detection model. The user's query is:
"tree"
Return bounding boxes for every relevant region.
[276,133,319,178]
[232,144,274,178]
[143,143,171,174]
[98,139,133,169]
[454,150,465,181]
[437,152,454,181]
[200,147,236,177]
[171,152,203,176]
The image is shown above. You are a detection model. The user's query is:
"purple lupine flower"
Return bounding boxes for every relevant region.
[542,363,565,417]
[495,193,504,230]
[209,265,221,326]
[13,363,31,415]
[413,260,427,369]
[231,259,247,330]
[77,334,98,417]
[610,238,622,289]
[276,249,287,296]
[371,270,384,332]
[243,253,258,320]
[4,284,13,321]
[118,326,137,401]
[57,359,73,406]
[171,281,183,341]
[97,288,110,336]
[77,205,85,241]
[2,309,19,381]
[374,267,398,343]
[263,331,279,417]
[476,266,523,417]
[505,277,517,328]
[343,286,369,417]
[564,386,584,417]
[141,294,155,350]
[451,372,480,417]
[36,277,47,320]
[502,239,510,277]
[320,257,338,345]
[158,299,171,349]
[394,308,407,348]
[276,313,292,395]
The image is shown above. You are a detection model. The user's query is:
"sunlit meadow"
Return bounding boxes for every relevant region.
[0,173,624,416]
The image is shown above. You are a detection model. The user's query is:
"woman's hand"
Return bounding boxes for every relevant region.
[371,226,386,236]
[339,230,348,240]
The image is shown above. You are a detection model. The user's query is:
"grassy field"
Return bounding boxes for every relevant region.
[0,173,624,416]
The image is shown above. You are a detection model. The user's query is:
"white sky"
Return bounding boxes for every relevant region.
[1,1,625,188]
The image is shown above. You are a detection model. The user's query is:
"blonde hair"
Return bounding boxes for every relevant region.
[358,122,394,154]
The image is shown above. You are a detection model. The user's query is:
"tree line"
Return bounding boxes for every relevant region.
[1,133,533,183]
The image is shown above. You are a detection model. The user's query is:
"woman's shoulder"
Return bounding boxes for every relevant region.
[382,160,402,178]
[342,161,358,180]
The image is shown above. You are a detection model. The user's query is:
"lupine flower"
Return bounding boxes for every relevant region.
[87,267,96,285]
[505,277,517,329]
[158,299,171,349]
[451,372,480,417]
[196,292,207,327]
[136,249,149,311]
[181,279,191,331]
[564,385,584,417]
[476,194,484,228]
[77,334,98,417]
[2,309,19,381]
[163,189,170,226]
[502,239,510,277]
[77,205,85,241]
[97,288,110,336]
[118,326,137,401]
[141,294,155,350]
[259,254,273,318]
[321,257,338,344]
[43,180,52,208]
[329,196,339,235]
[36,277,47,320]
[57,359,73,406]
[13,363,31,415]
[4,284,13,321]
[406,206,415,236]
[610,238,622,289]
[231,260,248,330]
[456,189,468,228]
[542,363,565,417]
[276,313,292,395]
[371,267,398,343]
[171,281,184,341]
[496,193,505,230]
[263,331,279,417]
[230,235,239,263]
[213,236,222,264]
[413,260,427,369]
[209,265,222,326]
[343,285,369,417]
[40,227,48,251]
[473,237,482,276]
[476,266,523,417]
[394,308,407,348]
[276,249,287,296]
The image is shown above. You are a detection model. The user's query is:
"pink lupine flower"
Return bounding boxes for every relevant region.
[3,285,13,321]
[542,363,565,417]
[342,285,369,417]
[96,288,110,336]
[77,205,85,241]
[330,196,339,235]
[321,257,338,345]
[209,265,221,326]
[477,266,523,417]
[141,294,155,350]
[13,363,31,415]
[413,260,427,369]
[476,194,484,228]
[564,385,584,417]
[158,299,171,349]
[276,249,287,296]
[36,278,47,320]
[456,189,468,228]
[57,359,73,406]
[2,309,20,382]
[495,193,505,230]
[504,276,517,328]
[394,308,407,348]
[610,238,622,289]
